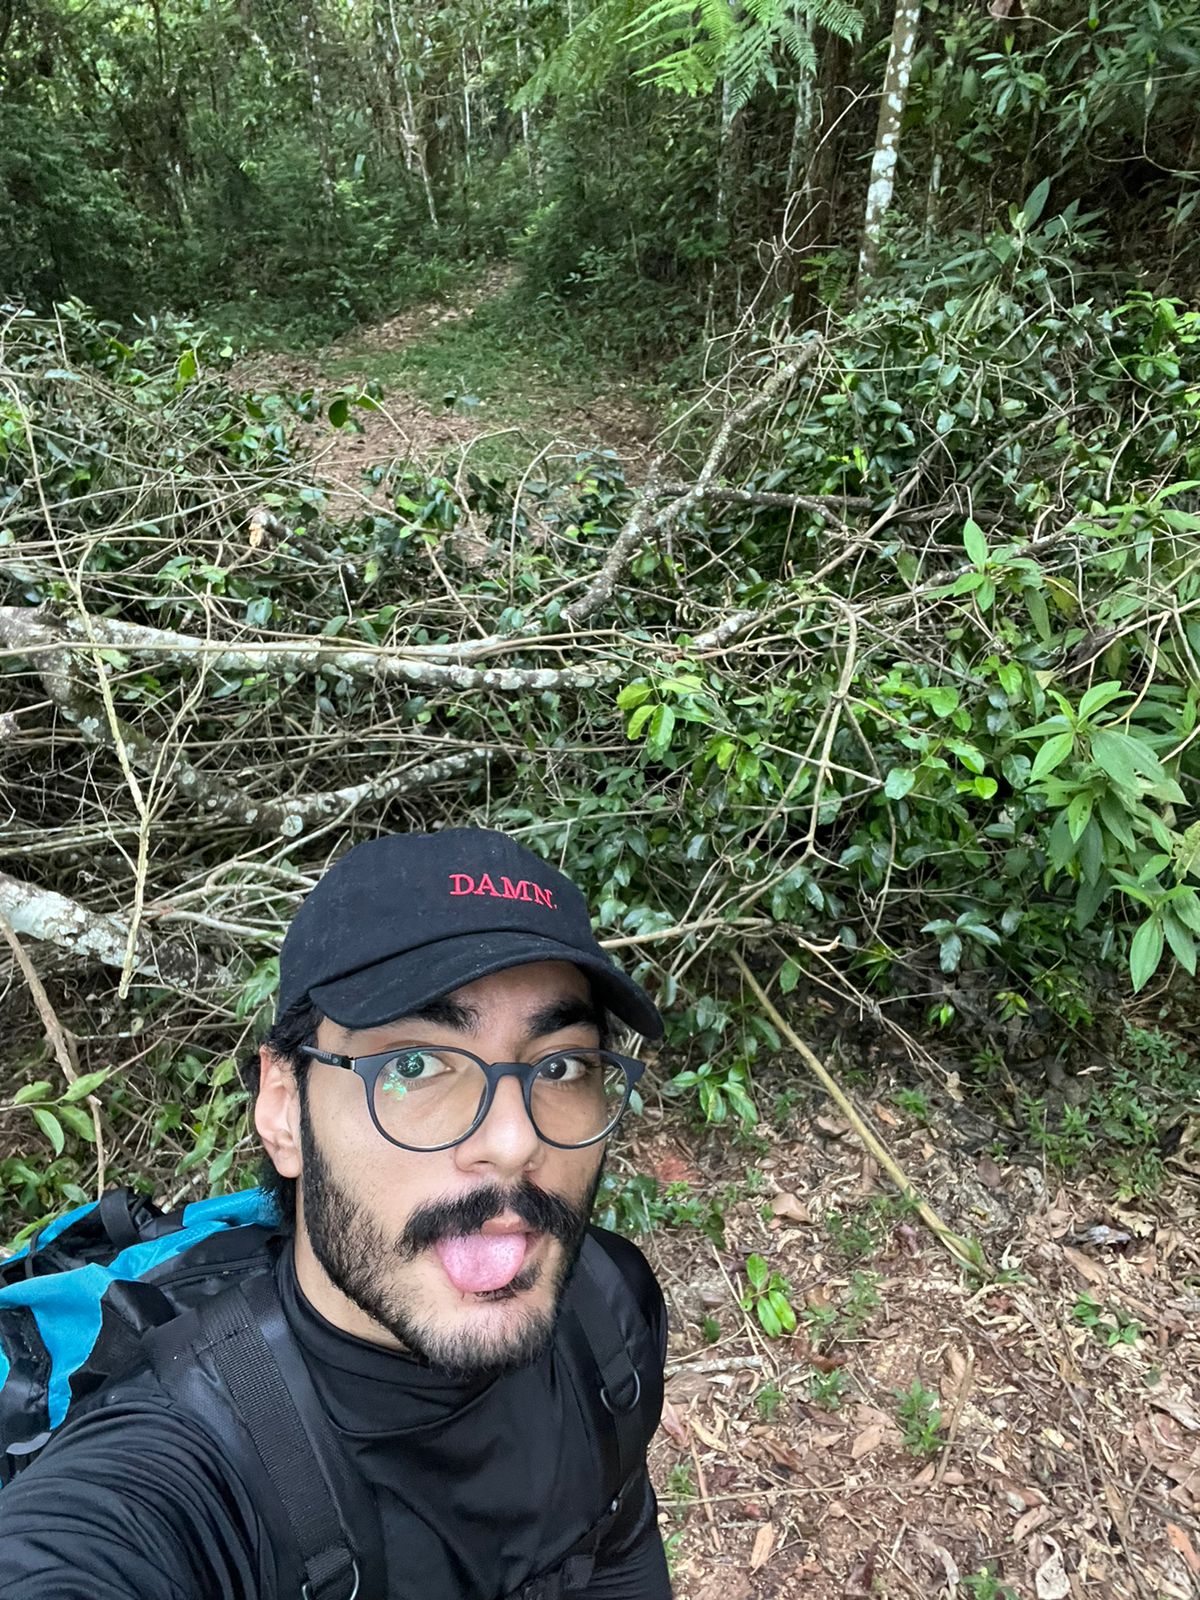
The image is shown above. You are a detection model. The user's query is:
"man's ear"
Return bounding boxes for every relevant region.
[255,1045,302,1179]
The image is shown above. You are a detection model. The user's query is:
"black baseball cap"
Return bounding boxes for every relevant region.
[277,828,662,1039]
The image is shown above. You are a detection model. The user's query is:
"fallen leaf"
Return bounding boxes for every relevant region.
[977,1153,1005,1189]
[1061,1246,1107,1286]
[810,1350,847,1374]
[770,1191,811,1223]
[1152,1393,1200,1433]
[1035,1539,1070,1600]
[1012,1505,1053,1543]
[660,1398,689,1446]
[844,1544,878,1596]
[851,1423,885,1460]
[914,1531,960,1588]
[690,1414,724,1451]
[814,1114,850,1139]
[1167,1522,1200,1575]
[896,1222,922,1256]
[749,1521,777,1571]
[760,1437,805,1472]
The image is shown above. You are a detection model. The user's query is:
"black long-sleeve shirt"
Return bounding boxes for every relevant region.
[0,1230,670,1600]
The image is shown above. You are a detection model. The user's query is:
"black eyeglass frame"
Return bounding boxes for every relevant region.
[297,1043,646,1153]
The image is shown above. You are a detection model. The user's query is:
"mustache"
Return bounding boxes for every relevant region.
[397,1179,587,1259]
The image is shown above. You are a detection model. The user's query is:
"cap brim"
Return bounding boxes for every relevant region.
[308,931,663,1040]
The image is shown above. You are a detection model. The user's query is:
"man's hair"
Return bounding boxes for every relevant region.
[241,985,616,1234]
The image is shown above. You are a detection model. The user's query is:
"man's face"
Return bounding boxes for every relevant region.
[261,961,608,1376]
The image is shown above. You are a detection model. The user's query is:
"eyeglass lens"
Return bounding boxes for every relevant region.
[372,1048,630,1149]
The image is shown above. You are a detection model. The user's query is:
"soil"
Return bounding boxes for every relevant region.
[622,1082,1200,1600]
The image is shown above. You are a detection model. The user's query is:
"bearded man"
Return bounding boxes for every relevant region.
[0,829,671,1600]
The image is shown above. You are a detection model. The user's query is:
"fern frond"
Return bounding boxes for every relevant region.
[515,0,636,107]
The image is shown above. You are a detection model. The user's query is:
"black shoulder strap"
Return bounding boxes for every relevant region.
[151,1273,380,1600]
[560,1238,648,1491]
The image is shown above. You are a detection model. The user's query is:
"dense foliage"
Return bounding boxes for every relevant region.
[2,0,1198,1233]
[2,1,1198,345]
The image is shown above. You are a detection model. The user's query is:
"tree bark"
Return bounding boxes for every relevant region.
[858,0,923,287]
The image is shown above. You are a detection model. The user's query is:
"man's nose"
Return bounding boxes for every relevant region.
[453,1071,542,1176]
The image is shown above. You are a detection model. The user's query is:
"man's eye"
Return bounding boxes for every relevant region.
[380,1051,444,1092]
[538,1053,594,1084]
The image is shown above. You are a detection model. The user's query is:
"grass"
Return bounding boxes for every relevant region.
[319,287,645,478]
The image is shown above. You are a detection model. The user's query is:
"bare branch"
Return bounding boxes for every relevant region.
[0,609,619,692]
[0,873,231,992]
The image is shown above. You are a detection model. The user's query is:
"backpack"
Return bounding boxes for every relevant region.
[0,1187,654,1600]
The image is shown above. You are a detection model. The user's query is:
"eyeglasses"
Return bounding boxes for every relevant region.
[297,1043,645,1153]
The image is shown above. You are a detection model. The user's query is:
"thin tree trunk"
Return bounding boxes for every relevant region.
[858,0,923,288]
[299,6,336,210]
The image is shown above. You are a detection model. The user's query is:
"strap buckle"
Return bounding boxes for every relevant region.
[599,1369,641,1414]
[301,1558,360,1600]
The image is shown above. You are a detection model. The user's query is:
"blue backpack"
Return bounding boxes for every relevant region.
[0,1186,650,1600]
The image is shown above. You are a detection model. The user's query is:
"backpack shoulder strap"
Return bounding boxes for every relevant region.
[559,1235,653,1492]
[149,1272,381,1600]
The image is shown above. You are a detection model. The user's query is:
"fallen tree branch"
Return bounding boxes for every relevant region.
[564,340,826,627]
[0,608,618,692]
[0,873,231,992]
[733,954,989,1277]
[0,610,495,837]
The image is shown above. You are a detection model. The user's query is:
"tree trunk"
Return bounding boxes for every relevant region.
[858,0,923,288]
[786,27,850,322]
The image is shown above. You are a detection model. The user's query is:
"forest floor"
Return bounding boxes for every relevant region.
[621,1072,1200,1600]
[235,266,657,500]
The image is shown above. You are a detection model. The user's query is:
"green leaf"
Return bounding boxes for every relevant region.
[746,1253,769,1292]
[626,703,654,740]
[328,395,350,428]
[757,1298,782,1338]
[1170,890,1200,935]
[57,1103,96,1142]
[938,932,963,973]
[962,518,988,567]
[1163,914,1197,976]
[1129,917,1165,992]
[13,1079,54,1106]
[32,1108,65,1155]
[926,687,960,717]
[176,348,198,383]
[1031,731,1074,781]
[1021,177,1051,227]
[648,703,676,752]
[884,767,916,800]
[63,1068,112,1103]
[1077,682,1127,722]
[1092,728,1164,790]
[1066,791,1094,842]
[1024,588,1052,642]
[767,1290,797,1334]
[779,958,801,994]
[616,682,652,712]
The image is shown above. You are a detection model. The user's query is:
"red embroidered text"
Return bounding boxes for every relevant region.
[449,872,557,909]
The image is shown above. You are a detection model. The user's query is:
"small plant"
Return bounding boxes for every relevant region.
[808,1367,849,1410]
[755,1381,785,1421]
[1071,1293,1142,1347]
[701,1314,721,1343]
[892,1087,931,1123]
[825,1207,879,1260]
[841,1270,882,1336]
[894,1378,944,1458]
[740,1253,798,1337]
[961,1568,1020,1599]
[665,1463,695,1501]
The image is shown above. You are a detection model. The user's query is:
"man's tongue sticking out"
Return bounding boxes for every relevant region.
[435,1232,530,1294]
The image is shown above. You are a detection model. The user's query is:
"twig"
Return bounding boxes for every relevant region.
[732,955,990,1276]
[0,906,106,1196]
[932,1347,974,1487]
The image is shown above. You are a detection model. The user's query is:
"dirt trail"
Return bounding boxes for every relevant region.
[628,1081,1200,1600]
[237,266,655,506]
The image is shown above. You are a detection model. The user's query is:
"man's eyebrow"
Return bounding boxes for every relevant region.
[390,997,480,1032]
[526,997,601,1039]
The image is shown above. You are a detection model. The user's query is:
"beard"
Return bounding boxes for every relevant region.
[296,1103,603,1378]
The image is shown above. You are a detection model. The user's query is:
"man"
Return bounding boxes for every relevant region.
[0,828,671,1599]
